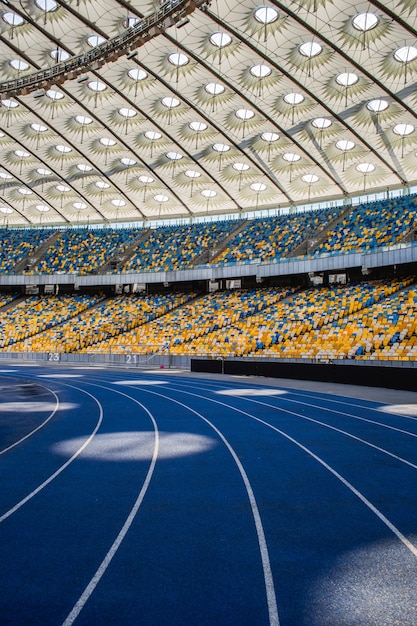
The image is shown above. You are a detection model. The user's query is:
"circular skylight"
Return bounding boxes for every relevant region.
[127,68,147,81]
[168,52,189,66]
[209,32,232,48]
[0,207,13,214]
[56,145,72,153]
[154,194,169,202]
[283,92,304,105]
[15,149,29,158]
[0,172,12,179]
[88,81,107,92]
[356,162,375,174]
[189,121,208,132]
[336,140,355,151]
[250,64,272,78]
[261,132,279,142]
[393,46,417,63]
[77,163,92,172]
[87,35,106,47]
[56,184,70,192]
[299,42,323,58]
[10,59,29,71]
[19,188,32,195]
[302,174,319,184]
[312,118,332,129]
[213,143,230,152]
[31,123,47,132]
[205,83,225,95]
[2,12,24,26]
[95,181,110,189]
[185,170,201,178]
[37,167,51,176]
[139,175,154,184]
[120,157,136,166]
[366,99,389,113]
[111,199,126,207]
[393,123,414,136]
[161,96,180,109]
[250,182,267,192]
[73,202,87,210]
[254,6,279,24]
[51,48,70,62]
[201,189,217,198]
[145,130,162,141]
[118,108,136,118]
[75,115,92,125]
[352,12,379,31]
[35,0,57,11]
[1,99,19,108]
[236,108,255,120]
[166,151,183,160]
[36,204,50,212]
[100,138,116,147]
[335,72,359,86]
[46,89,64,100]
[233,163,250,172]
[283,153,301,162]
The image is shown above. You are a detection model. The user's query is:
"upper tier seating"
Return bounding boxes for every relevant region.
[121,220,242,273]
[312,195,417,255]
[0,228,52,273]
[212,207,343,266]
[31,228,143,275]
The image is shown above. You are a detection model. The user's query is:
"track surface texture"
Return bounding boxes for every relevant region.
[0,364,416,626]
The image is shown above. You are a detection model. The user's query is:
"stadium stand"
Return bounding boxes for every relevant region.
[121,220,243,272]
[9,292,195,353]
[30,228,143,275]
[312,195,417,256]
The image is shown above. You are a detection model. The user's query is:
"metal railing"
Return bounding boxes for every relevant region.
[0,0,207,97]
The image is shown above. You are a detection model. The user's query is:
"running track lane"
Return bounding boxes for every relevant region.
[0,365,416,626]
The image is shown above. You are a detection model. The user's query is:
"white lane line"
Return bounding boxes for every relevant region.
[0,386,60,456]
[61,390,159,626]
[0,385,103,524]
[118,384,280,626]
[241,397,417,470]
[275,394,417,435]
[161,385,417,560]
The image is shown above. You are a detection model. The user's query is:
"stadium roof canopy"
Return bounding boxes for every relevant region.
[0,0,416,227]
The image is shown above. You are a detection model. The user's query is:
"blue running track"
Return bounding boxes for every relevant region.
[0,364,416,626]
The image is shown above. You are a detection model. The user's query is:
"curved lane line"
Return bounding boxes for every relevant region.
[0,384,103,524]
[110,383,280,626]
[234,397,417,470]
[150,384,417,560]
[61,386,159,626]
[0,385,60,456]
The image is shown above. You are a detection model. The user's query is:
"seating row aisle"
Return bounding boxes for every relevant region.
[166,280,405,357]
[213,207,343,266]
[0,193,416,276]
[121,220,241,273]
[312,195,417,255]
[0,293,104,348]
[31,228,142,275]
[8,292,195,353]
[267,281,416,360]
[79,287,296,355]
